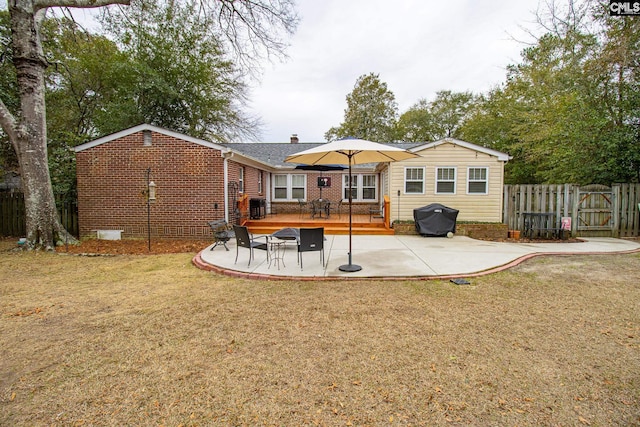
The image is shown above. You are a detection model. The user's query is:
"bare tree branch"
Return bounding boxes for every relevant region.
[99,0,298,75]
[207,0,299,72]
[34,0,130,10]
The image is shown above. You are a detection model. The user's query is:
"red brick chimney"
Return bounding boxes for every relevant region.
[290,134,299,144]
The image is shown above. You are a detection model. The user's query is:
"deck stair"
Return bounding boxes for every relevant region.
[243,214,395,236]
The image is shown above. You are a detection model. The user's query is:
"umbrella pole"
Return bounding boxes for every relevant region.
[339,155,362,272]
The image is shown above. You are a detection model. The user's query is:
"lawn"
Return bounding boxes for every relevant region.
[1,240,639,426]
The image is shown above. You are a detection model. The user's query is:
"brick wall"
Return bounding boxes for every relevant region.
[76,131,226,239]
[393,221,508,239]
[227,162,266,199]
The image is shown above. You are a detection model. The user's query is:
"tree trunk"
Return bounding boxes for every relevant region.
[8,1,76,249]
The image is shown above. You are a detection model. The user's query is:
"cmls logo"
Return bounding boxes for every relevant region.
[610,1,640,15]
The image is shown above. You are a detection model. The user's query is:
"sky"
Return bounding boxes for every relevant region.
[247,0,543,143]
[1,0,543,143]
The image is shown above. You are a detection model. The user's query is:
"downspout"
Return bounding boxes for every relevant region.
[223,149,233,223]
[266,172,272,214]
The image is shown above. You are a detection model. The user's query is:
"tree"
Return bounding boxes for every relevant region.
[0,11,19,174]
[0,0,297,250]
[43,17,132,136]
[98,1,259,142]
[325,73,398,142]
[396,99,432,142]
[459,88,541,184]
[397,90,476,142]
[589,5,640,182]
[42,18,131,197]
[461,0,640,185]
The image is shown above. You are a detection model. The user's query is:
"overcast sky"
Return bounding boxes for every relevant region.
[248,0,543,143]
[1,0,543,143]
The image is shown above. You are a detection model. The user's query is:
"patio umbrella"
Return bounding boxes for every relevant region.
[285,138,418,272]
[293,164,347,171]
[294,164,346,199]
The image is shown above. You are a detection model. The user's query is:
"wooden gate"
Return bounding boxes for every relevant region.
[573,185,614,237]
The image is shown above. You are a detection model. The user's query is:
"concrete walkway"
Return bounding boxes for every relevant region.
[193,235,640,281]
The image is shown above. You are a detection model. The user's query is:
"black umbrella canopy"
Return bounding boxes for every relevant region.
[293,164,347,171]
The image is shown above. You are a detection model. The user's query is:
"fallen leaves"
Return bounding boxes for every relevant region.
[10,306,43,317]
[7,305,59,318]
[55,239,211,255]
[579,415,591,425]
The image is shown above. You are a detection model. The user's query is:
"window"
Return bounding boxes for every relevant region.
[436,167,456,194]
[273,174,306,200]
[361,175,377,200]
[258,171,263,194]
[238,167,245,193]
[343,175,357,200]
[292,174,305,199]
[404,167,425,194]
[273,174,287,199]
[342,174,377,201]
[468,167,488,194]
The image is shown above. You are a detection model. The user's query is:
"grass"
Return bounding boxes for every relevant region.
[1,241,639,426]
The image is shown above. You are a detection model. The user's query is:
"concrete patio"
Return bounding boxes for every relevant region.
[193,235,640,280]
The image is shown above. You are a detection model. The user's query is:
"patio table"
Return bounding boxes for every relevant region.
[311,199,330,219]
[271,227,300,241]
[269,228,300,268]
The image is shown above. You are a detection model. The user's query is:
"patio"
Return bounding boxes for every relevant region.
[194,234,640,280]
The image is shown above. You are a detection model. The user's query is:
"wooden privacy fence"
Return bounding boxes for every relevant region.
[0,192,78,238]
[503,183,640,237]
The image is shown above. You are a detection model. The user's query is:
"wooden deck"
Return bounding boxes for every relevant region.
[243,213,394,236]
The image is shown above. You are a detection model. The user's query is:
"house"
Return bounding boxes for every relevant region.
[74,124,510,239]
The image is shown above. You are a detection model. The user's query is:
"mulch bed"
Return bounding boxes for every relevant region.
[54,239,212,255]
[51,235,593,256]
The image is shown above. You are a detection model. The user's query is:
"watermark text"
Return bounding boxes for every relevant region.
[610,1,640,15]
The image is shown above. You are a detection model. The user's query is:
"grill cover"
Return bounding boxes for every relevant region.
[413,203,459,236]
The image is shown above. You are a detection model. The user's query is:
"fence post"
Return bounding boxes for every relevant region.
[503,185,510,227]
[612,184,620,238]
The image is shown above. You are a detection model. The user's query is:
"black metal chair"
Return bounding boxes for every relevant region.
[297,227,325,270]
[207,220,233,251]
[330,200,343,219]
[297,199,308,218]
[369,203,384,222]
[233,225,269,267]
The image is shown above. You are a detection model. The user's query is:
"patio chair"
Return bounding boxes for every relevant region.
[207,219,233,251]
[330,200,343,219]
[297,199,308,218]
[233,225,269,267]
[369,203,384,221]
[298,227,325,270]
